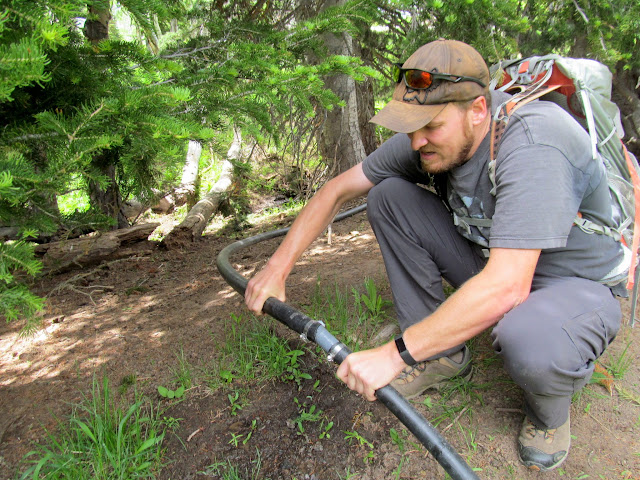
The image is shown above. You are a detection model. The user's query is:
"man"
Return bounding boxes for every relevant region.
[245,39,624,472]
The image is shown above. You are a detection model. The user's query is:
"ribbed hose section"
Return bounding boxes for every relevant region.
[216,204,480,480]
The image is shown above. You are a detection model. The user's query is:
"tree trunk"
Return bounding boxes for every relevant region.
[34,223,159,274]
[161,133,240,249]
[83,2,129,228]
[84,4,111,44]
[316,0,376,176]
[612,67,640,158]
[88,160,129,229]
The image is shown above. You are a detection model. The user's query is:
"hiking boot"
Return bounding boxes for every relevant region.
[517,414,570,472]
[390,346,472,399]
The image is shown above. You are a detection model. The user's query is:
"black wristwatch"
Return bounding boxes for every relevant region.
[394,334,417,366]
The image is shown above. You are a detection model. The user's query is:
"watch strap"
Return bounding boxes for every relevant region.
[394,334,417,366]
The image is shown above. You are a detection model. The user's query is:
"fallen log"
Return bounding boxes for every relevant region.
[161,159,233,250]
[34,223,159,274]
[162,130,241,250]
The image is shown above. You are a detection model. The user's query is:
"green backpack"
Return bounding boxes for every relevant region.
[489,55,640,325]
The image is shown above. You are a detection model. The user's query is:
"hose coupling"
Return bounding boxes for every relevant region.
[327,342,346,363]
[300,319,325,342]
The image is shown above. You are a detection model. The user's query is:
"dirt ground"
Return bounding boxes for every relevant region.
[1,207,639,480]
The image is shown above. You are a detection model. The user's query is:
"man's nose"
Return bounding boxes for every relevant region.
[409,130,428,151]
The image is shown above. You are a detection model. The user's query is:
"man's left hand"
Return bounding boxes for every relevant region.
[336,341,406,401]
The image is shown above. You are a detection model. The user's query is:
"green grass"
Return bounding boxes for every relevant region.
[170,347,193,390]
[196,449,264,479]
[308,278,392,352]
[201,313,312,391]
[18,376,165,480]
[604,339,634,379]
[17,278,395,479]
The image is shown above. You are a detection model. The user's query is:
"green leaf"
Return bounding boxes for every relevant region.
[73,419,97,444]
[135,436,161,456]
[157,386,169,397]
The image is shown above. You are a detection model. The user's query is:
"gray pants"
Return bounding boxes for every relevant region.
[367,178,621,428]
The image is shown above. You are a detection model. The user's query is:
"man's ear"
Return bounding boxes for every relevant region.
[469,96,488,126]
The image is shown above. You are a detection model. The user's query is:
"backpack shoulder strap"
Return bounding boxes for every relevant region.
[488,84,562,195]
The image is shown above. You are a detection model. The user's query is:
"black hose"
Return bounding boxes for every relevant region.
[216,204,480,480]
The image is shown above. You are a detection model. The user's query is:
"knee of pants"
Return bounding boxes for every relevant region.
[367,178,410,219]
[492,316,578,395]
[367,178,440,228]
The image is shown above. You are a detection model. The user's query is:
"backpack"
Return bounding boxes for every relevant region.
[488,55,640,324]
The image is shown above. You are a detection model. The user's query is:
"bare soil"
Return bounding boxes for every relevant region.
[1,208,639,480]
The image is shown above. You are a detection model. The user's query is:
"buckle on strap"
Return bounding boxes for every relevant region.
[573,215,622,241]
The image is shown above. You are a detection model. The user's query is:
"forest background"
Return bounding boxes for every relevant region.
[2,0,639,331]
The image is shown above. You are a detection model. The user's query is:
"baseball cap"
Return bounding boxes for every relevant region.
[370,39,490,133]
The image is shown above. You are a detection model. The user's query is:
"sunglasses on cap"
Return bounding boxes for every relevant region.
[393,63,486,90]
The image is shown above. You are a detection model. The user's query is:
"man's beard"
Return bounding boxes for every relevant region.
[420,124,474,174]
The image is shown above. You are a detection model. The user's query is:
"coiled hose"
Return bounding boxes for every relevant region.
[216,204,480,480]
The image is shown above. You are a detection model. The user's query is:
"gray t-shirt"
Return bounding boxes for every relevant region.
[362,90,626,292]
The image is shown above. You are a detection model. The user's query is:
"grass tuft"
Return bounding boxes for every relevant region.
[19,376,165,480]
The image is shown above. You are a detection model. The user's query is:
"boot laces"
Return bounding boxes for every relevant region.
[525,419,557,444]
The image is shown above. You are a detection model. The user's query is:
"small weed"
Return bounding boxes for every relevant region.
[340,466,358,479]
[157,384,186,399]
[243,419,258,445]
[616,386,640,406]
[344,430,374,449]
[358,277,391,319]
[319,419,334,439]
[293,397,323,435]
[389,427,405,453]
[280,349,312,387]
[225,420,258,448]
[227,390,247,416]
[228,432,244,448]
[457,423,479,453]
[172,347,194,389]
[220,370,235,383]
[197,461,228,476]
[162,415,182,432]
[392,455,407,479]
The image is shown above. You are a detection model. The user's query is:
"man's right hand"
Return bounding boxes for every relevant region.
[245,265,287,314]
